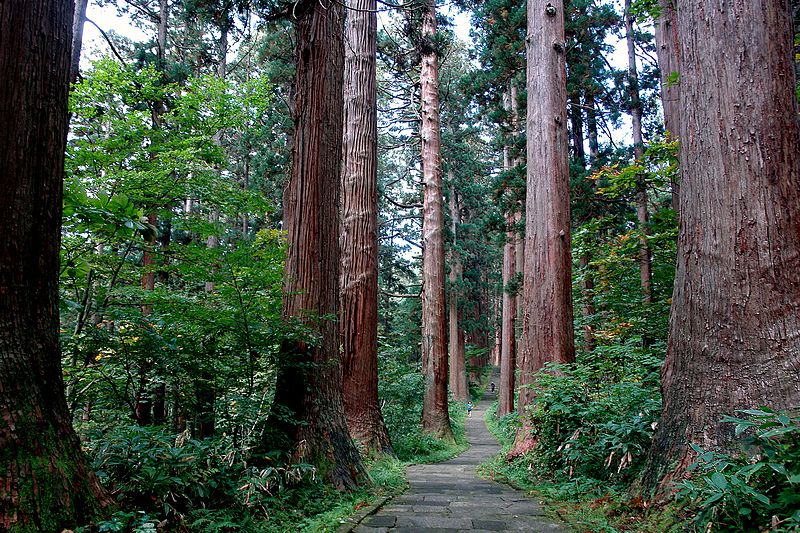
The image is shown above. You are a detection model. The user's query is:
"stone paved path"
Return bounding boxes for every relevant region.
[353,378,567,532]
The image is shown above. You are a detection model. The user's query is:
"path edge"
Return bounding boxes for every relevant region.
[335,494,394,532]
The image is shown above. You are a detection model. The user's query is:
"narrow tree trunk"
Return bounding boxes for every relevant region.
[515,0,575,452]
[0,1,111,528]
[491,295,501,366]
[340,0,393,456]
[419,0,454,442]
[498,213,517,417]
[70,0,90,85]
[511,83,525,365]
[448,183,468,402]
[568,93,585,167]
[196,21,228,438]
[581,94,599,353]
[625,0,653,307]
[499,89,517,417]
[585,93,600,165]
[654,0,680,213]
[642,0,800,496]
[579,254,595,352]
[262,0,367,489]
[135,212,157,425]
[158,0,168,68]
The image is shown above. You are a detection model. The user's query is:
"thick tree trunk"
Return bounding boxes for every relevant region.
[447,184,468,402]
[515,0,575,450]
[654,0,680,213]
[642,0,800,496]
[420,0,454,442]
[625,0,653,307]
[263,0,367,489]
[340,0,393,456]
[0,1,112,529]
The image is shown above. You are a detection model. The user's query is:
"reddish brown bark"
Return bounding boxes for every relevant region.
[340,0,393,456]
[643,0,800,495]
[499,88,518,416]
[448,184,468,402]
[420,0,454,441]
[262,0,367,489]
[498,213,517,417]
[515,0,575,448]
[0,1,112,529]
[511,83,525,364]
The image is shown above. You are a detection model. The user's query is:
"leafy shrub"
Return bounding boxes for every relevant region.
[84,425,314,521]
[675,408,800,532]
[521,359,661,486]
[378,345,467,462]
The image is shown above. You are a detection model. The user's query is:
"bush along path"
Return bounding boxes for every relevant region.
[347,382,566,532]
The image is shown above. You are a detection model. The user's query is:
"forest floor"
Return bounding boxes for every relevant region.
[345,382,567,532]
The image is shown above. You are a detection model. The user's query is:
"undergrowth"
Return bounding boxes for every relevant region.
[75,349,471,532]
[481,384,800,532]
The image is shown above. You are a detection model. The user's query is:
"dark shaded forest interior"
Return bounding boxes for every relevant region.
[1,0,799,532]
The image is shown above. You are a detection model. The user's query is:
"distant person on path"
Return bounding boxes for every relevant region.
[467,401,473,417]
[490,382,495,393]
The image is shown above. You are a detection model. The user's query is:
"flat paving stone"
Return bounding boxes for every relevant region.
[348,372,567,531]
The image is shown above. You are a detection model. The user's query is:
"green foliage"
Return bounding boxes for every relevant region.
[675,408,800,532]
[378,345,468,463]
[519,358,661,487]
[593,138,678,200]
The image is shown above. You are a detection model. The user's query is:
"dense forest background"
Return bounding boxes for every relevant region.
[1,0,799,532]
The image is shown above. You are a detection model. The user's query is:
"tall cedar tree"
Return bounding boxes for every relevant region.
[653,0,680,213]
[0,0,111,529]
[340,0,394,455]
[498,88,517,417]
[420,0,455,441]
[262,0,367,489]
[642,0,800,494]
[515,0,575,452]
[447,181,468,402]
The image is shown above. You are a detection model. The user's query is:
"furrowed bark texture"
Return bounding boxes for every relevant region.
[0,1,111,530]
[340,0,393,456]
[265,0,367,489]
[448,184,468,402]
[517,0,575,434]
[643,0,800,495]
[420,0,454,441]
